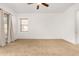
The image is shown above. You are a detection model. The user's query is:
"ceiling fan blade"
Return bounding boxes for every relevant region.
[41,3,49,7]
[37,5,39,10]
[27,3,33,5]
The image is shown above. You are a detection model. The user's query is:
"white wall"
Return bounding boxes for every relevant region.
[63,4,79,44]
[16,12,76,44]
[62,8,76,44]
[16,13,64,39]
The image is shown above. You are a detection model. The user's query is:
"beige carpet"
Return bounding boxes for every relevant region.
[0,39,79,56]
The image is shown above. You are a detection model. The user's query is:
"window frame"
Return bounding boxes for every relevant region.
[3,13,9,35]
[20,18,28,32]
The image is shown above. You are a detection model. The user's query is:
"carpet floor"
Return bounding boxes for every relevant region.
[0,39,79,56]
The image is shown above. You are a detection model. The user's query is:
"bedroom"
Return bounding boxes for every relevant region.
[0,3,79,55]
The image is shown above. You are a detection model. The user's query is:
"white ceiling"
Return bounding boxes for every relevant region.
[1,3,74,13]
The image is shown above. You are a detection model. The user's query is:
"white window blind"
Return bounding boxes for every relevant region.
[20,18,28,32]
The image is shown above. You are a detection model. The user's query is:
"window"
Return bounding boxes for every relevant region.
[3,13,8,35]
[20,18,28,32]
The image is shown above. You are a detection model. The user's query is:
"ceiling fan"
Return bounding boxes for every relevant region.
[27,3,49,10]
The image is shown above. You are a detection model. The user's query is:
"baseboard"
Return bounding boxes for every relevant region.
[16,38,64,40]
[63,39,76,44]
[16,38,76,44]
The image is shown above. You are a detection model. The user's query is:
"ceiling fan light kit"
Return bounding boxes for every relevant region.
[27,3,49,10]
